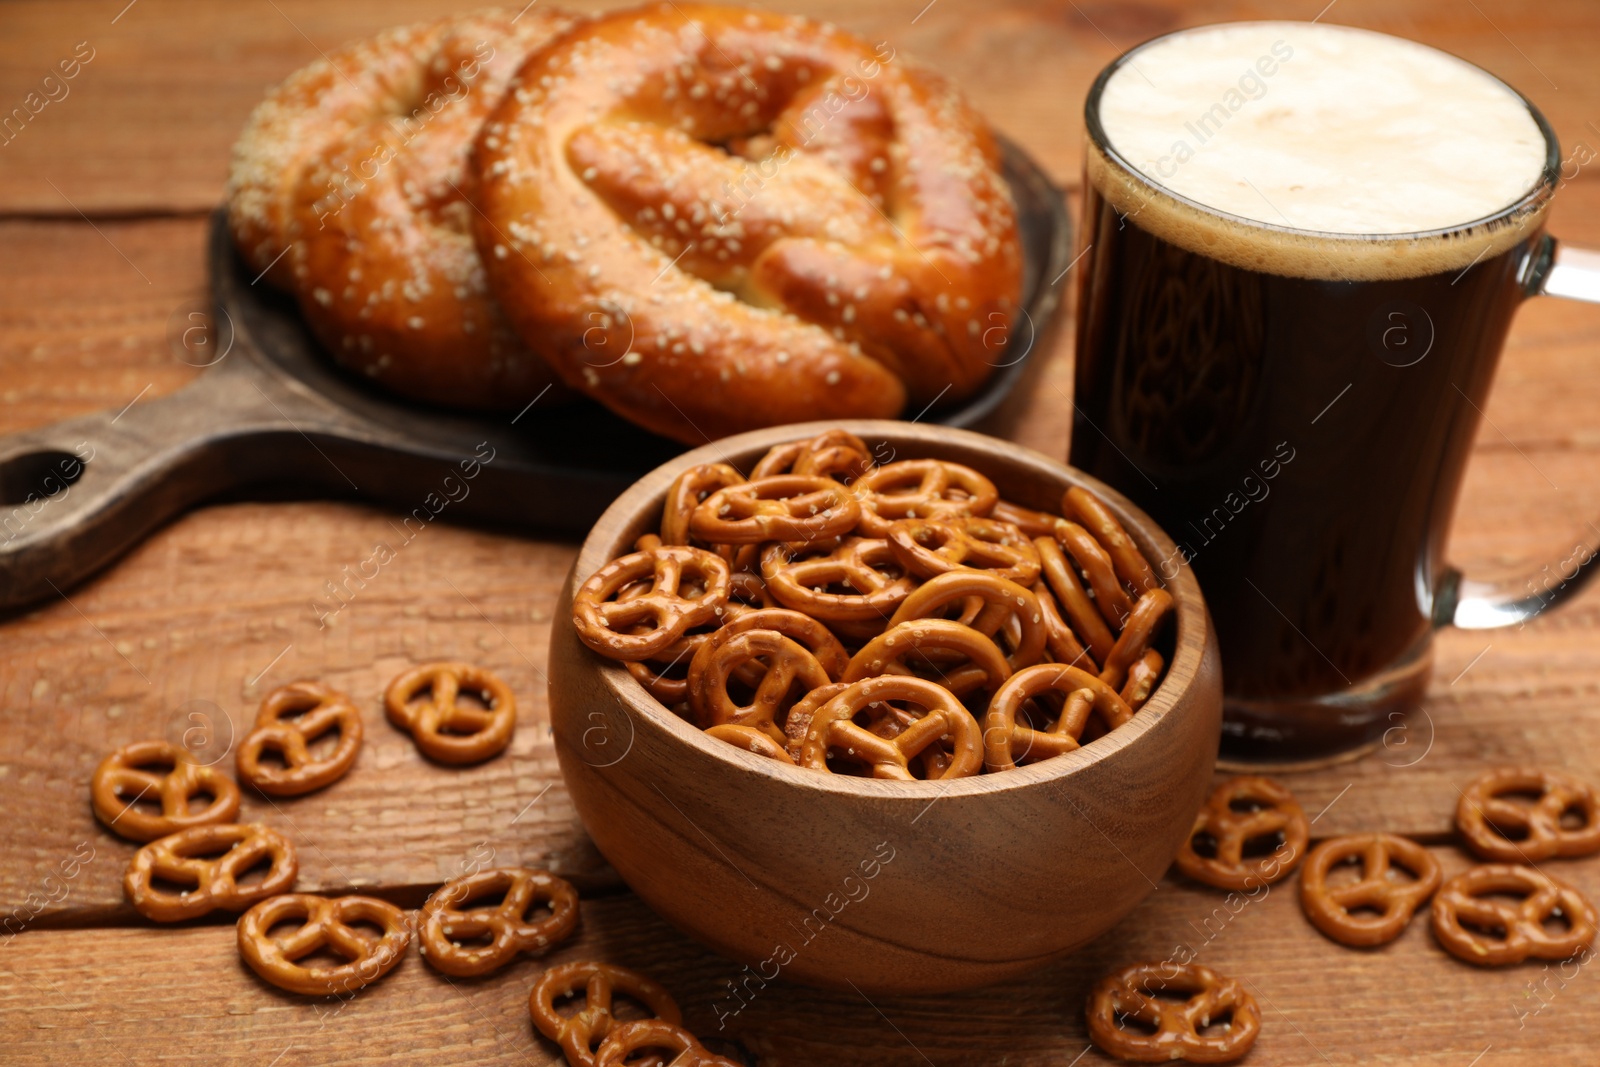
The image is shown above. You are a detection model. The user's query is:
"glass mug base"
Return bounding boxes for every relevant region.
[1217,637,1434,770]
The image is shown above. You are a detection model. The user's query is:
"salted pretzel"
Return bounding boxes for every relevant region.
[1035,535,1116,663]
[1062,486,1160,594]
[91,740,241,843]
[697,607,850,681]
[688,629,832,742]
[595,1020,741,1067]
[752,430,877,484]
[1098,589,1173,691]
[625,643,705,707]
[124,823,298,923]
[887,570,1045,671]
[1120,649,1165,712]
[384,662,517,764]
[1299,833,1441,947]
[1456,766,1600,862]
[1432,864,1598,966]
[794,430,877,482]
[844,619,1011,701]
[574,545,732,660]
[783,682,852,761]
[990,498,1065,538]
[236,681,363,796]
[1176,777,1310,891]
[1086,961,1261,1064]
[419,867,578,977]
[237,893,411,996]
[800,676,981,780]
[661,463,745,545]
[474,3,1021,443]
[852,460,1000,537]
[689,476,861,545]
[619,573,784,704]
[983,663,1133,772]
[727,571,779,613]
[229,10,576,409]
[1052,520,1134,629]
[1035,582,1094,671]
[707,723,797,764]
[761,537,917,624]
[886,516,1041,585]
[530,961,683,1067]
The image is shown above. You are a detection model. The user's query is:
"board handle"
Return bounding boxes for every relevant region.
[0,362,314,612]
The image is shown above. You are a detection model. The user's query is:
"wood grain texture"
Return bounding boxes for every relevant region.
[3,0,1600,1061]
[4,845,1599,1065]
[5,179,1600,918]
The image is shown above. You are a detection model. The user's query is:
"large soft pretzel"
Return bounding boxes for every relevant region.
[473,2,1022,442]
[228,9,575,408]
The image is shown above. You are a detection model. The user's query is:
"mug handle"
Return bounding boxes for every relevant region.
[1440,238,1600,628]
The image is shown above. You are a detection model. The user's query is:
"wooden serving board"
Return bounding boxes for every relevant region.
[0,141,1071,613]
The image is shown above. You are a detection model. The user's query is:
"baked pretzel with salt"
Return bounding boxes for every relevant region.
[474,4,1022,442]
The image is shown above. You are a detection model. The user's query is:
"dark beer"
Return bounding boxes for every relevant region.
[1071,22,1558,760]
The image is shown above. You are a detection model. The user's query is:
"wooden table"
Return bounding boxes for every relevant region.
[3,1,1599,1063]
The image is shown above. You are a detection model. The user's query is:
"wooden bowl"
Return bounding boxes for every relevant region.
[547,421,1222,994]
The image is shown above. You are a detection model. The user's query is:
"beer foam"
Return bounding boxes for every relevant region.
[1090,22,1553,280]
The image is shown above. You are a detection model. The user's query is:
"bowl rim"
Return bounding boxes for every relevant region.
[565,419,1212,802]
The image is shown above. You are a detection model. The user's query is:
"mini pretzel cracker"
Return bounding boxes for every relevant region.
[852,459,999,537]
[983,663,1133,772]
[688,628,833,742]
[761,537,917,623]
[1035,535,1116,663]
[91,740,241,843]
[661,463,745,545]
[1120,649,1165,712]
[800,676,982,780]
[1176,777,1310,891]
[529,961,683,1067]
[124,823,297,922]
[754,429,875,483]
[1098,589,1174,691]
[886,516,1042,585]
[887,570,1046,672]
[1033,582,1094,671]
[419,867,578,977]
[237,893,411,996]
[1062,485,1161,594]
[1456,766,1600,862]
[624,636,706,707]
[1086,961,1261,1064]
[791,430,875,482]
[706,723,797,764]
[1052,520,1134,628]
[783,682,852,761]
[595,1020,742,1067]
[574,545,732,661]
[1299,833,1442,947]
[236,681,363,796]
[689,475,861,544]
[573,440,1176,781]
[1432,864,1598,966]
[844,619,1011,701]
[700,607,850,681]
[990,498,1066,539]
[384,662,517,764]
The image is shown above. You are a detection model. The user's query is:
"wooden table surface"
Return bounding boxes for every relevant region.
[4,1,1600,1063]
